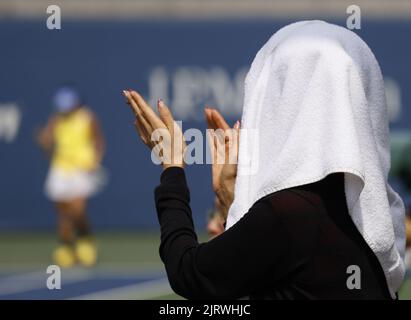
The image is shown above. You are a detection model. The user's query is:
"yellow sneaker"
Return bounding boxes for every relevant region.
[75,238,97,267]
[53,245,76,268]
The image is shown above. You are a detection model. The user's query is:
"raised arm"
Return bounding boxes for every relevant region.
[90,112,106,165]
[155,166,319,299]
[36,115,57,156]
[121,90,319,299]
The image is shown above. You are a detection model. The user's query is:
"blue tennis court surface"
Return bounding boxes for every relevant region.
[0,232,410,300]
[0,270,170,300]
[0,232,180,300]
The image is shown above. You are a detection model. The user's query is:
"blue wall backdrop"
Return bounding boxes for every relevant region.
[0,19,410,230]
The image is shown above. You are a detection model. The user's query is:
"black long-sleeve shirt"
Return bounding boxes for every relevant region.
[154,167,393,300]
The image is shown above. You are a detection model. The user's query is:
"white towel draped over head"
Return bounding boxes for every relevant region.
[226,20,406,298]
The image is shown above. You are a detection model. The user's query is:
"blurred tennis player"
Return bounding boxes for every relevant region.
[37,86,105,268]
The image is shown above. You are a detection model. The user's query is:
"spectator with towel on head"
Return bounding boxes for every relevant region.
[123,21,405,299]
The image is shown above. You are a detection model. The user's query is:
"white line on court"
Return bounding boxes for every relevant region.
[0,268,93,296]
[71,277,174,300]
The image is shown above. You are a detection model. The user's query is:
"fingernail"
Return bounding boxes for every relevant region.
[122,90,128,96]
[234,121,240,129]
[158,99,164,108]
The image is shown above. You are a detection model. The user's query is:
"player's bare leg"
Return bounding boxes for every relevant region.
[53,201,76,268]
[69,197,97,267]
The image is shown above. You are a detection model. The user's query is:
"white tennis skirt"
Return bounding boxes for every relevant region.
[45,167,106,202]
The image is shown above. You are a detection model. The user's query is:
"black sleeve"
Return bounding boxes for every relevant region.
[154,167,320,299]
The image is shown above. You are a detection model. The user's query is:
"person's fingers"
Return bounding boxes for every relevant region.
[236,121,240,144]
[123,90,143,118]
[130,100,153,136]
[234,120,240,151]
[206,129,216,163]
[213,133,219,166]
[129,91,165,130]
[212,133,221,192]
[221,121,240,165]
[211,109,230,130]
[123,90,153,141]
[229,120,240,164]
[124,90,149,127]
[207,129,222,167]
[157,100,175,131]
[134,118,149,145]
[214,129,226,165]
[224,131,232,164]
[204,106,217,130]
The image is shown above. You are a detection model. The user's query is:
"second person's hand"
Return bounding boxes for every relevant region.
[205,107,240,219]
